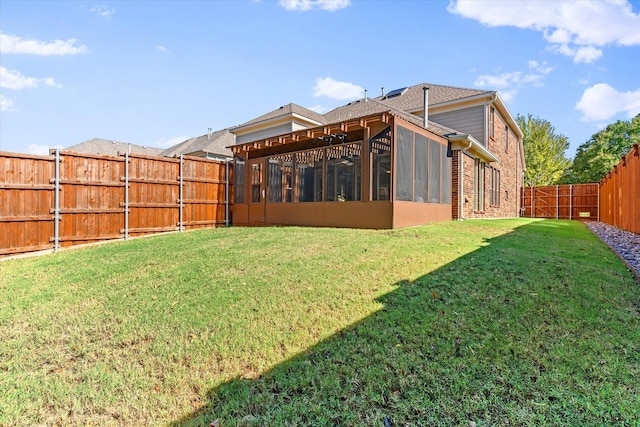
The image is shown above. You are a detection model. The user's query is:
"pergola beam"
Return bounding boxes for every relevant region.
[233,112,392,155]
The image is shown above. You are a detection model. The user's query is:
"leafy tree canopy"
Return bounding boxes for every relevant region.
[564,114,640,183]
[516,114,572,186]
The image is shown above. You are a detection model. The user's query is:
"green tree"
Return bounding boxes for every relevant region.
[565,114,640,183]
[516,114,572,186]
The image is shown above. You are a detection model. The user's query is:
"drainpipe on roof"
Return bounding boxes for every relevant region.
[423,87,429,129]
[225,158,230,227]
[460,152,465,220]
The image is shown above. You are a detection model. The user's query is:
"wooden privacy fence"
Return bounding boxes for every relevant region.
[599,144,640,235]
[520,183,599,221]
[1,150,232,257]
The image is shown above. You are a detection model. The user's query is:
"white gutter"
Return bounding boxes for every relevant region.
[447,133,499,163]
[459,151,466,220]
[492,92,526,169]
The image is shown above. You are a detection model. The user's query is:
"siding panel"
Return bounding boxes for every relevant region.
[236,123,293,145]
[431,105,485,145]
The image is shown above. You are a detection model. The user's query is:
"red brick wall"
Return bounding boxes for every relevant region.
[451,150,460,219]
[451,105,523,219]
[485,108,522,218]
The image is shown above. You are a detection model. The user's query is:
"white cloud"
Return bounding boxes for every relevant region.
[154,136,188,148]
[27,144,62,156]
[528,60,554,75]
[0,94,15,111]
[548,43,602,64]
[156,45,167,52]
[475,71,523,89]
[279,0,350,11]
[448,0,640,63]
[307,104,328,114]
[0,67,62,90]
[499,90,516,103]
[316,0,350,11]
[0,33,88,55]
[313,77,363,100]
[576,83,640,121]
[474,60,554,101]
[91,5,116,19]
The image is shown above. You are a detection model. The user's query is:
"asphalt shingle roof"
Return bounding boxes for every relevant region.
[66,138,163,157]
[159,129,235,158]
[323,97,459,138]
[375,83,492,111]
[232,103,327,129]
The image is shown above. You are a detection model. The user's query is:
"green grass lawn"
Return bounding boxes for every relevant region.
[0,219,638,426]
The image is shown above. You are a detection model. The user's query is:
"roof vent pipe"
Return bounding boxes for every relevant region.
[423,86,429,129]
[381,87,385,97]
[364,89,368,101]
[207,128,212,139]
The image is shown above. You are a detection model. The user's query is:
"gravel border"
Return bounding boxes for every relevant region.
[586,222,640,282]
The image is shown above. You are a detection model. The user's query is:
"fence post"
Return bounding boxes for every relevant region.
[124,151,129,240]
[569,185,573,220]
[225,159,230,227]
[597,183,600,222]
[53,149,60,253]
[531,186,535,218]
[556,185,559,219]
[179,154,184,232]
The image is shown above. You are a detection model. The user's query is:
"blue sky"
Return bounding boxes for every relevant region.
[1,0,639,158]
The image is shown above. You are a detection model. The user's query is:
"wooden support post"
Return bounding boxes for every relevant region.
[53,149,60,253]
[362,127,371,202]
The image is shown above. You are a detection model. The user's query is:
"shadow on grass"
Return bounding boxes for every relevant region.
[171,221,639,426]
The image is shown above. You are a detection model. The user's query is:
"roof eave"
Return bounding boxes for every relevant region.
[447,133,499,163]
[230,112,324,134]
[491,92,526,168]
[404,90,496,115]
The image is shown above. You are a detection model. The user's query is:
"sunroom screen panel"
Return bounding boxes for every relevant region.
[414,134,428,203]
[428,140,441,203]
[396,126,413,201]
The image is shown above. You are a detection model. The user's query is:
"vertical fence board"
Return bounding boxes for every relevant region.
[520,183,600,221]
[57,152,125,247]
[2,151,231,257]
[0,152,55,255]
[600,144,640,234]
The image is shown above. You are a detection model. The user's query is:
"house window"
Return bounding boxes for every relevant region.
[371,126,391,201]
[489,107,495,139]
[251,163,262,203]
[489,166,500,207]
[326,143,361,202]
[474,158,485,211]
[504,125,509,152]
[234,157,245,204]
[295,149,323,202]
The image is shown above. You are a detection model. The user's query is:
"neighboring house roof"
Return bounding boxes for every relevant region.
[231,103,327,131]
[66,138,163,157]
[375,83,492,112]
[324,97,459,138]
[159,129,235,158]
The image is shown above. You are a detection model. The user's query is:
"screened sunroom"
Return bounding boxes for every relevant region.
[230,111,452,229]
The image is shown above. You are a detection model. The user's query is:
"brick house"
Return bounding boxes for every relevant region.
[229,83,525,228]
